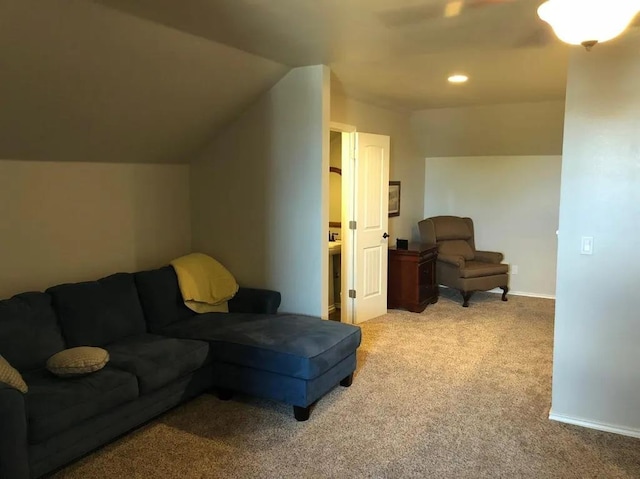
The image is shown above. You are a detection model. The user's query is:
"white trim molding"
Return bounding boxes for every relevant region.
[439,285,555,300]
[549,410,640,439]
[330,121,356,133]
[487,288,556,300]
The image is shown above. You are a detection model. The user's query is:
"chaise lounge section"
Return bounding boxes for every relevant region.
[0,265,361,479]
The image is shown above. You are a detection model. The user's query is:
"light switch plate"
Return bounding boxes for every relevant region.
[581,236,594,255]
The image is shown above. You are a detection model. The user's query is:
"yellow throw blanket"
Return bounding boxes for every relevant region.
[170,253,239,314]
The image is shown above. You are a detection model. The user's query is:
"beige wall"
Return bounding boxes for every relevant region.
[0,160,191,298]
[191,66,330,317]
[411,101,565,157]
[551,32,640,437]
[331,94,425,243]
[424,156,561,297]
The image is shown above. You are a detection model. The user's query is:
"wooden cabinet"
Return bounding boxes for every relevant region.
[388,243,438,313]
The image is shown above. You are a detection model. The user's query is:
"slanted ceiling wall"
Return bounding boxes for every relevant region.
[411,101,565,158]
[0,0,287,164]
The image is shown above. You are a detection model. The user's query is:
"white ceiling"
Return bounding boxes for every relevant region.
[94,0,573,110]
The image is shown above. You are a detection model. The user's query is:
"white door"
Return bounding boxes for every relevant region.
[350,133,390,324]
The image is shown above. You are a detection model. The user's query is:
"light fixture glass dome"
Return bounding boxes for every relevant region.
[537,0,640,47]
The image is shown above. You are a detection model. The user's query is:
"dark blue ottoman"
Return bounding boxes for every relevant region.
[160,313,361,420]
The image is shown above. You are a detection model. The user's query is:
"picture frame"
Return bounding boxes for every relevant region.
[388,181,401,217]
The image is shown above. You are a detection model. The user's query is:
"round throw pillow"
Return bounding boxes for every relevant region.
[0,354,28,393]
[46,347,109,377]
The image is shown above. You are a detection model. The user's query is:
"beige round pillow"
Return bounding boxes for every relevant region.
[47,347,110,377]
[0,355,28,393]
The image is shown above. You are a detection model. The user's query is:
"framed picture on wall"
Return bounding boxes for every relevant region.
[389,181,401,217]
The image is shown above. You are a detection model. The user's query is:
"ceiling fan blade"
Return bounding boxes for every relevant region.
[376,4,445,27]
[377,0,516,28]
[466,0,516,7]
[517,25,557,48]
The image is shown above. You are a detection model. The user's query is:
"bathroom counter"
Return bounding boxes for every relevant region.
[328,241,342,256]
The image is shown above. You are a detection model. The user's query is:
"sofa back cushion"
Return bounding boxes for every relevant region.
[0,292,66,372]
[47,273,146,347]
[134,266,196,332]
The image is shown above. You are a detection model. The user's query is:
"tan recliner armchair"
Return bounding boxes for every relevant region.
[418,216,509,307]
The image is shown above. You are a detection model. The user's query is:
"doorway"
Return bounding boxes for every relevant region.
[328,123,355,323]
[326,123,390,325]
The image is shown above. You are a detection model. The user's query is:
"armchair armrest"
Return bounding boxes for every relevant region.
[228,287,282,314]
[474,250,504,264]
[437,254,466,268]
[0,384,30,479]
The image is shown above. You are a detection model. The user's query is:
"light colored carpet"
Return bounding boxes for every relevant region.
[54,290,640,478]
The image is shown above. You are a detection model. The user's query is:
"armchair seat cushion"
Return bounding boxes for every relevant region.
[105,334,211,395]
[24,368,138,444]
[460,261,509,279]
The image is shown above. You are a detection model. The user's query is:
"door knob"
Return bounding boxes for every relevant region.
[382,232,389,239]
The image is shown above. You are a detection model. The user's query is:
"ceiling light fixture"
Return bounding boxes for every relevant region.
[537,0,640,51]
[448,74,469,84]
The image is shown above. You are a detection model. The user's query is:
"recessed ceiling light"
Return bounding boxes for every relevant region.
[444,0,464,18]
[448,74,469,84]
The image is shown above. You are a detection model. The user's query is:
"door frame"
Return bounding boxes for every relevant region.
[329,122,356,323]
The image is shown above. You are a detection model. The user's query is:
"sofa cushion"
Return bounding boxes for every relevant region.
[46,347,110,377]
[105,334,211,394]
[0,292,66,372]
[460,261,509,279]
[0,355,28,393]
[47,273,147,347]
[24,367,138,444]
[438,240,475,260]
[134,266,196,332]
[160,313,361,380]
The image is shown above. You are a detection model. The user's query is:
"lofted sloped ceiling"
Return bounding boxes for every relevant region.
[94,0,572,110]
[0,0,288,163]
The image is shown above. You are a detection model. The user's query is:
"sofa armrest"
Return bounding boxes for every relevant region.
[438,254,466,268]
[474,250,504,264]
[0,384,30,479]
[228,287,282,314]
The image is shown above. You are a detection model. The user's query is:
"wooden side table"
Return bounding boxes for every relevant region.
[388,243,438,313]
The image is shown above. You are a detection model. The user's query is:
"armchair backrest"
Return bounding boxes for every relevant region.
[419,216,476,260]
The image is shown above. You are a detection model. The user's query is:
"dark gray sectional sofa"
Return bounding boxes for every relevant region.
[0,265,361,479]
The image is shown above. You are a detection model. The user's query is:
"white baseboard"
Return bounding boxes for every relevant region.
[549,410,640,439]
[486,288,555,300]
[440,285,555,300]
